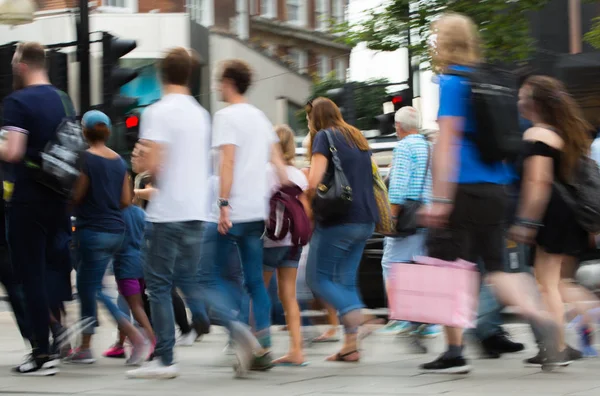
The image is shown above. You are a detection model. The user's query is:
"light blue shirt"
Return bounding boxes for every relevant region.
[388,134,431,205]
[591,138,600,167]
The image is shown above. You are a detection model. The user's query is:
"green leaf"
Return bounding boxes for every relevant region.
[338,0,552,66]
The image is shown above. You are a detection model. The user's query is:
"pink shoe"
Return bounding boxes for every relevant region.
[103,343,126,359]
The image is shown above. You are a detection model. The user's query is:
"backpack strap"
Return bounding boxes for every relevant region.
[55,89,76,118]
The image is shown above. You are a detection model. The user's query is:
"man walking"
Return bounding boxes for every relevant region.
[199,59,288,375]
[126,47,211,379]
[1,42,72,376]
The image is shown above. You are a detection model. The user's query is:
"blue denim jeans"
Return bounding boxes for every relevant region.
[198,221,270,347]
[306,223,375,321]
[143,221,206,366]
[75,228,127,335]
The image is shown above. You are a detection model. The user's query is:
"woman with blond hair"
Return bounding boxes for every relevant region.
[305,98,378,362]
[263,124,309,366]
[420,13,562,374]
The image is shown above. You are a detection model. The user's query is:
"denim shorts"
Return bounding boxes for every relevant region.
[263,246,301,272]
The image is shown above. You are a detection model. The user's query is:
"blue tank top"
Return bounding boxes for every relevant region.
[75,152,127,233]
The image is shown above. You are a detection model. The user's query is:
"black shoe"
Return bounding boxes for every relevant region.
[420,354,471,374]
[250,352,274,371]
[566,345,583,361]
[481,332,525,358]
[524,349,571,368]
[12,354,59,376]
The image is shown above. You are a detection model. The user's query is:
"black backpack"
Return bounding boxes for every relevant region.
[446,65,522,164]
[555,156,600,233]
[24,90,88,197]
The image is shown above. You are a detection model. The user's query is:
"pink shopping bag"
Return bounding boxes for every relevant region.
[387,256,480,328]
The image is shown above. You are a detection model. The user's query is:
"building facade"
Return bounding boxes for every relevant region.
[1,0,322,128]
[208,0,351,81]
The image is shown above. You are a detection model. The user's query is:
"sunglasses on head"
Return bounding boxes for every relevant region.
[305,98,314,113]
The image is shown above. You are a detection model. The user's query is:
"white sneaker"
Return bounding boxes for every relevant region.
[126,360,179,379]
[176,329,197,347]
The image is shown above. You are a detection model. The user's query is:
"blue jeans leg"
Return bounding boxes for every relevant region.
[234,222,271,344]
[198,222,266,345]
[143,221,204,367]
[473,259,504,341]
[306,223,375,332]
[224,247,249,325]
[75,229,125,335]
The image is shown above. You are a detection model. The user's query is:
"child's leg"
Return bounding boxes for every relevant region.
[125,292,156,344]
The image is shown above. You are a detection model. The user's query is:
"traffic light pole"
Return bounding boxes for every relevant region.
[78,0,90,114]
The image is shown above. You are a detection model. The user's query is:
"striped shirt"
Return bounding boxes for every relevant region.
[388,134,431,205]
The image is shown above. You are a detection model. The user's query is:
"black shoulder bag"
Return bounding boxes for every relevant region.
[312,129,353,224]
[395,142,430,236]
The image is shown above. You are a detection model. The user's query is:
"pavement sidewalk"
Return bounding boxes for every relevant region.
[0,308,598,396]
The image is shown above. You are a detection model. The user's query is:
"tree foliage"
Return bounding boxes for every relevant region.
[336,0,551,66]
[297,75,391,133]
[584,17,600,49]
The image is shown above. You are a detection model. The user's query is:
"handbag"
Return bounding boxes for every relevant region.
[312,129,353,224]
[372,159,394,235]
[395,142,430,236]
[387,256,480,328]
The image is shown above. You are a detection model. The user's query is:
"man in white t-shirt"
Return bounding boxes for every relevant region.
[199,59,288,375]
[127,48,211,380]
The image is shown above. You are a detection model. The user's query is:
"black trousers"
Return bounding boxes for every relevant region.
[0,245,32,341]
[7,201,70,355]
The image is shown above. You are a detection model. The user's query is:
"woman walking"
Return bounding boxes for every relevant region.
[305,98,378,362]
[67,110,150,365]
[512,75,595,365]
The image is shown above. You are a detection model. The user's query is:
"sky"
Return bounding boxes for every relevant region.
[348,0,409,84]
[347,0,439,129]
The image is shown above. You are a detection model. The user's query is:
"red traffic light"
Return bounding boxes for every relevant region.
[125,115,139,129]
[392,96,403,105]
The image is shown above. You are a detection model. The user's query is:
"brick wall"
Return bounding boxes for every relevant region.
[214,0,237,31]
[36,0,77,11]
[138,0,185,13]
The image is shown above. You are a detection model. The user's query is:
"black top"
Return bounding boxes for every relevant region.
[74,152,127,234]
[517,141,588,257]
[2,85,69,203]
[312,129,378,226]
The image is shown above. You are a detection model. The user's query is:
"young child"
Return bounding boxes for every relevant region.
[103,198,156,363]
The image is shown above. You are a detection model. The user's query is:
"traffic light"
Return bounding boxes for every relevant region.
[102,32,139,118]
[124,109,141,150]
[376,88,413,136]
[325,83,356,126]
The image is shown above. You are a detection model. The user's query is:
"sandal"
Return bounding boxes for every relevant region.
[326,350,360,363]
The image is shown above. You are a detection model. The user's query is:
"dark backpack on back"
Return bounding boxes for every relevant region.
[446,65,522,163]
[555,156,600,233]
[25,90,88,197]
[266,184,312,248]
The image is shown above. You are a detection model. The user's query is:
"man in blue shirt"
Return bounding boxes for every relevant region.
[1,42,71,376]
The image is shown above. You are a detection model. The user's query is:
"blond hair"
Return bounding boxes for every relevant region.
[432,13,481,73]
[274,124,296,165]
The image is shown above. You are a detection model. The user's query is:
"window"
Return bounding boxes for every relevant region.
[249,0,257,15]
[261,0,277,18]
[315,0,328,31]
[102,0,136,10]
[187,0,213,26]
[103,0,125,6]
[334,58,347,81]
[289,49,308,72]
[318,54,330,79]
[332,0,344,24]
[286,0,306,26]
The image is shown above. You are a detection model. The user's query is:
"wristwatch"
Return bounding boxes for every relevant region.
[217,198,229,208]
